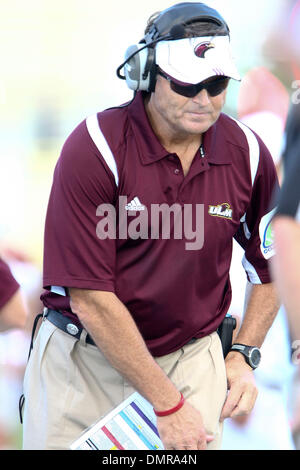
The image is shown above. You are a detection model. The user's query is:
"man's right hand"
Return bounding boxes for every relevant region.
[156,401,214,450]
[70,289,214,450]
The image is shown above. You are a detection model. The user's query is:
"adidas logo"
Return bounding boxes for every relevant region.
[125,197,145,211]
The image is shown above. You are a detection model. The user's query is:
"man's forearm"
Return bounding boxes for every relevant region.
[69,288,181,411]
[271,217,300,341]
[232,282,280,347]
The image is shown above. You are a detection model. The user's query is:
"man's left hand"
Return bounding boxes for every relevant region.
[220,352,258,421]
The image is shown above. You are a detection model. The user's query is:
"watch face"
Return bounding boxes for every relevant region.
[249,347,261,368]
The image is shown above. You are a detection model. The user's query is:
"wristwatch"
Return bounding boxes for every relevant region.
[229,343,261,369]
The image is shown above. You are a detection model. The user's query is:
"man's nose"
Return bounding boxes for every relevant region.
[192,88,211,106]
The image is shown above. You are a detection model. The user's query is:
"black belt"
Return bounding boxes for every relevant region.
[44,308,96,346]
[45,309,198,348]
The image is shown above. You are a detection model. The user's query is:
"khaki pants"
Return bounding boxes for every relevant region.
[22,318,227,450]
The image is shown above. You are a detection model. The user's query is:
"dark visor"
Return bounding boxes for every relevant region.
[158,69,230,98]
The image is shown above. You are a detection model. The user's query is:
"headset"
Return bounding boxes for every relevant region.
[116,2,230,93]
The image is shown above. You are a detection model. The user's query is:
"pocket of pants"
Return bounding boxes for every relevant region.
[208,333,228,403]
[22,320,57,415]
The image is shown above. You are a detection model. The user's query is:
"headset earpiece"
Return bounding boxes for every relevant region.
[142,47,157,92]
[123,45,156,92]
[123,45,141,91]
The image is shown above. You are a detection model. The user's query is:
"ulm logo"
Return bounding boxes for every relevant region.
[208,203,233,220]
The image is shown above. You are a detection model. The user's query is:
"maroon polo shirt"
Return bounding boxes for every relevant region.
[0,257,19,309]
[41,91,278,357]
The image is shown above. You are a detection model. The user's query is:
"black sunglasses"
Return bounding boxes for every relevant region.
[158,70,230,98]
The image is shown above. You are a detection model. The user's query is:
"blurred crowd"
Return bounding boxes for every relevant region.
[1,0,300,450]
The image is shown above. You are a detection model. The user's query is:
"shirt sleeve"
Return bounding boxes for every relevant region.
[43,119,118,293]
[234,135,279,284]
[0,257,20,309]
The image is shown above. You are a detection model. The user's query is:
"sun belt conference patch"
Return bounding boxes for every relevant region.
[259,208,276,259]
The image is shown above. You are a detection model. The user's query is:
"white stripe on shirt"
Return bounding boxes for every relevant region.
[232,117,260,186]
[86,114,119,187]
[242,255,262,284]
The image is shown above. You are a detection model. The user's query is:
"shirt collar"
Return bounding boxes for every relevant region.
[128,92,169,165]
[128,92,232,166]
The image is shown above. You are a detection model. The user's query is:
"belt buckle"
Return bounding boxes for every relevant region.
[66,323,80,336]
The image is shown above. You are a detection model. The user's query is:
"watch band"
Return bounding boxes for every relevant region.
[230,343,249,352]
[230,343,261,369]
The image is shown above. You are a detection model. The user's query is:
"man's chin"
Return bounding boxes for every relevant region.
[183,120,214,135]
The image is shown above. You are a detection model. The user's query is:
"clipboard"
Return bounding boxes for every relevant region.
[70,392,164,450]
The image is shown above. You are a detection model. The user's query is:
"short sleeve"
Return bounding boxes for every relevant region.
[0,257,20,309]
[234,136,279,284]
[43,120,117,293]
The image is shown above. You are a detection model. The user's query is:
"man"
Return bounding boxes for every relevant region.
[271,103,300,342]
[21,3,280,450]
[0,256,27,331]
[271,103,300,449]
